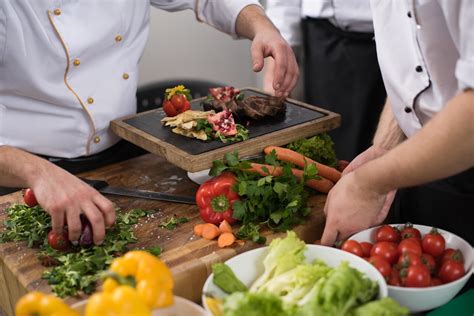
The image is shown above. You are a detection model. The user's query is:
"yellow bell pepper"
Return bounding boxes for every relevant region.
[15,291,79,316]
[85,285,151,316]
[102,250,174,309]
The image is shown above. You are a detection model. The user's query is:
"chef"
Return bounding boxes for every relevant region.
[263,0,386,161]
[321,0,474,246]
[0,1,298,246]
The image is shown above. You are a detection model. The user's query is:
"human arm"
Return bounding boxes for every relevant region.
[321,90,474,245]
[0,146,115,245]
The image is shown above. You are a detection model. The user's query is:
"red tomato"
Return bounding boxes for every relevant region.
[402,265,431,287]
[360,242,373,258]
[371,241,399,264]
[369,255,392,281]
[400,224,422,240]
[431,278,442,286]
[170,94,185,108]
[47,230,71,252]
[23,188,38,207]
[420,253,436,274]
[398,237,422,256]
[163,99,178,117]
[341,240,364,257]
[441,248,464,264]
[375,225,400,243]
[388,268,401,286]
[438,260,465,283]
[422,229,446,257]
[397,252,423,269]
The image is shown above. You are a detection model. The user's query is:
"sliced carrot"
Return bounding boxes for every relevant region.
[194,224,205,237]
[202,223,221,240]
[245,162,334,193]
[264,146,342,183]
[219,220,233,234]
[217,232,236,248]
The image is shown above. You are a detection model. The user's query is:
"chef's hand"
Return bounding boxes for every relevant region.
[31,162,115,245]
[235,5,299,97]
[320,146,396,246]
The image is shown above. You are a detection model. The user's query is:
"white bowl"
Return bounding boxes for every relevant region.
[350,224,474,313]
[202,244,388,312]
[72,295,208,316]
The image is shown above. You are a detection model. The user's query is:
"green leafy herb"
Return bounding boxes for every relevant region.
[286,133,338,167]
[216,124,249,143]
[159,215,189,230]
[146,246,163,257]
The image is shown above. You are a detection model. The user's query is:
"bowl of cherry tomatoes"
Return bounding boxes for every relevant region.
[344,224,473,313]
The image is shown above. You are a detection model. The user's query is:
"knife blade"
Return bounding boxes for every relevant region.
[80,178,195,204]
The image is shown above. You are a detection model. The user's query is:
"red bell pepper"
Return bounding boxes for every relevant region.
[196,172,239,225]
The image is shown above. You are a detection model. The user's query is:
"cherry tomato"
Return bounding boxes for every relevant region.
[440,248,464,264]
[369,255,392,281]
[371,241,399,264]
[341,240,364,257]
[397,252,423,269]
[163,99,178,117]
[402,265,431,287]
[399,223,422,240]
[398,237,422,256]
[47,230,71,252]
[438,260,465,283]
[420,253,436,275]
[23,188,38,207]
[360,242,373,258]
[170,94,185,108]
[388,268,401,286]
[375,225,400,243]
[431,278,442,286]
[422,229,446,257]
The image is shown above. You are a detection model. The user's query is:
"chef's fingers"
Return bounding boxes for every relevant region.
[251,40,265,73]
[280,47,299,96]
[321,221,339,247]
[82,203,106,245]
[50,210,65,235]
[93,194,115,229]
[271,44,289,97]
[66,208,82,244]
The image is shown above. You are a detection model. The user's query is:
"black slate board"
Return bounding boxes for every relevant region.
[124,90,326,155]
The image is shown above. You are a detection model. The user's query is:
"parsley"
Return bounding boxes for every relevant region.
[146,246,163,257]
[195,120,249,144]
[286,133,338,167]
[158,215,189,230]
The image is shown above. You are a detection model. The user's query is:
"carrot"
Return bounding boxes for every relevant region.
[202,223,221,240]
[194,224,205,237]
[245,162,334,193]
[219,220,233,234]
[264,146,342,183]
[217,232,236,248]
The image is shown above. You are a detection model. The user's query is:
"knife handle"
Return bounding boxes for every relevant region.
[79,177,109,190]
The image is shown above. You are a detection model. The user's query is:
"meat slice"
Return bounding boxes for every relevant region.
[240,96,286,120]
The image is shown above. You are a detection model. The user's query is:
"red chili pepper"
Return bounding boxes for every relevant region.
[196,172,239,225]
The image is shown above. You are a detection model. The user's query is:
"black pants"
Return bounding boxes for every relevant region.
[302,18,386,161]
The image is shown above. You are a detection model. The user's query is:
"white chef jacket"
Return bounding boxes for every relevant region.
[0,0,259,158]
[265,0,373,46]
[371,0,474,138]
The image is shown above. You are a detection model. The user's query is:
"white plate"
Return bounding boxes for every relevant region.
[72,295,208,316]
[350,224,474,313]
[202,244,388,312]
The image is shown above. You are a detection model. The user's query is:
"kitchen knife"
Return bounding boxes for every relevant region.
[80,178,196,204]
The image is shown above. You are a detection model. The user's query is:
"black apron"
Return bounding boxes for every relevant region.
[302,18,386,161]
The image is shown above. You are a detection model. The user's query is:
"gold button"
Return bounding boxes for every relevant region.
[87,97,94,104]
[122,73,129,80]
[53,8,61,16]
[115,35,123,42]
[93,136,101,143]
[73,59,81,66]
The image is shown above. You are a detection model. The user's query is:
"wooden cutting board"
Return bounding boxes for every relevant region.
[111,88,341,172]
[0,154,327,316]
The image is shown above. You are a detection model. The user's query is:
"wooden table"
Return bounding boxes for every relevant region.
[0,154,327,316]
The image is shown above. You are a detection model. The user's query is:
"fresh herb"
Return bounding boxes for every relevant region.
[146,246,163,257]
[286,133,338,167]
[0,205,150,297]
[196,120,249,144]
[159,215,189,230]
[209,151,317,241]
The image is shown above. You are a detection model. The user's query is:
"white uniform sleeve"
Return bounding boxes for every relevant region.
[439,0,474,90]
[265,0,302,46]
[150,0,262,37]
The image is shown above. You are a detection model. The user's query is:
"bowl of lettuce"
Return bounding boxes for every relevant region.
[202,231,408,316]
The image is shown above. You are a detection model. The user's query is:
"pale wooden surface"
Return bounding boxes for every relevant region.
[111,88,341,172]
[0,154,327,316]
